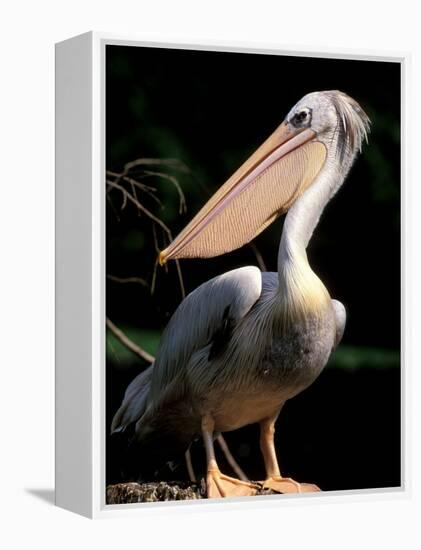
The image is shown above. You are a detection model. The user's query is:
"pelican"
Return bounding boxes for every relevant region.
[111,90,370,498]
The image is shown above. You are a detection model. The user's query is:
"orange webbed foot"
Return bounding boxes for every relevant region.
[207,469,260,498]
[261,476,321,494]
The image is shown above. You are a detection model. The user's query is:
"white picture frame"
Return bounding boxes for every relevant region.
[55,32,407,519]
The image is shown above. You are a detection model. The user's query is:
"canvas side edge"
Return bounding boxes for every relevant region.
[55,32,94,519]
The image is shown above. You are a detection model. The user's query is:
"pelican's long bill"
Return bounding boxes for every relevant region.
[159,121,327,265]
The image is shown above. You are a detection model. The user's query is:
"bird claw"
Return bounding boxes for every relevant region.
[261,476,321,494]
[207,469,259,498]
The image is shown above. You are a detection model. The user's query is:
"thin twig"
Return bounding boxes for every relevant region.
[107,275,149,288]
[216,434,248,481]
[249,242,267,272]
[128,177,140,214]
[106,193,120,222]
[185,449,196,482]
[108,170,157,189]
[106,318,154,364]
[124,157,191,174]
[150,260,158,296]
[142,170,186,214]
[121,176,162,208]
[106,179,173,239]
[120,188,128,209]
[152,223,160,255]
[174,259,186,300]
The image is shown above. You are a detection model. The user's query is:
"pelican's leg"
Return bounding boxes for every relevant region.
[259,414,321,494]
[202,415,258,498]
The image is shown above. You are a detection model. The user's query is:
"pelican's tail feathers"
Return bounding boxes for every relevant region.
[110,365,153,434]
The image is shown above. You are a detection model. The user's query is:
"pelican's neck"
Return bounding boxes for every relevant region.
[276,160,343,317]
[280,162,339,261]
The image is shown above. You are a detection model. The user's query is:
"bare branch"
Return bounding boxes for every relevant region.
[124,157,191,174]
[152,223,160,255]
[185,449,196,482]
[106,193,120,222]
[120,187,128,209]
[107,274,149,288]
[119,176,162,208]
[174,259,186,300]
[216,434,248,481]
[106,179,172,239]
[150,260,158,296]
[249,242,267,272]
[106,318,155,364]
[142,170,186,214]
[107,170,157,193]
[106,158,189,316]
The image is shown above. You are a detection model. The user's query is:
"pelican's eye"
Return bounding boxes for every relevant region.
[290,108,312,127]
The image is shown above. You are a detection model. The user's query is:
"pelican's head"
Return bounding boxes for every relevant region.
[285,90,370,162]
[159,90,370,264]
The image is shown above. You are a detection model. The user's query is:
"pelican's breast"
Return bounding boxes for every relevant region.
[260,304,337,396]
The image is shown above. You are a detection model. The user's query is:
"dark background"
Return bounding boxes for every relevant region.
[106,45,401,492]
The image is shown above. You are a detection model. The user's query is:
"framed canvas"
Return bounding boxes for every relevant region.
[55,32,406,518]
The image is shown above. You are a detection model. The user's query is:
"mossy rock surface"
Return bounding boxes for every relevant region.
[106,480,276,504]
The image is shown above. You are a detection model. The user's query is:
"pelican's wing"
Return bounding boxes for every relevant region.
[110,365,153,434]
[148,266,262,404]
